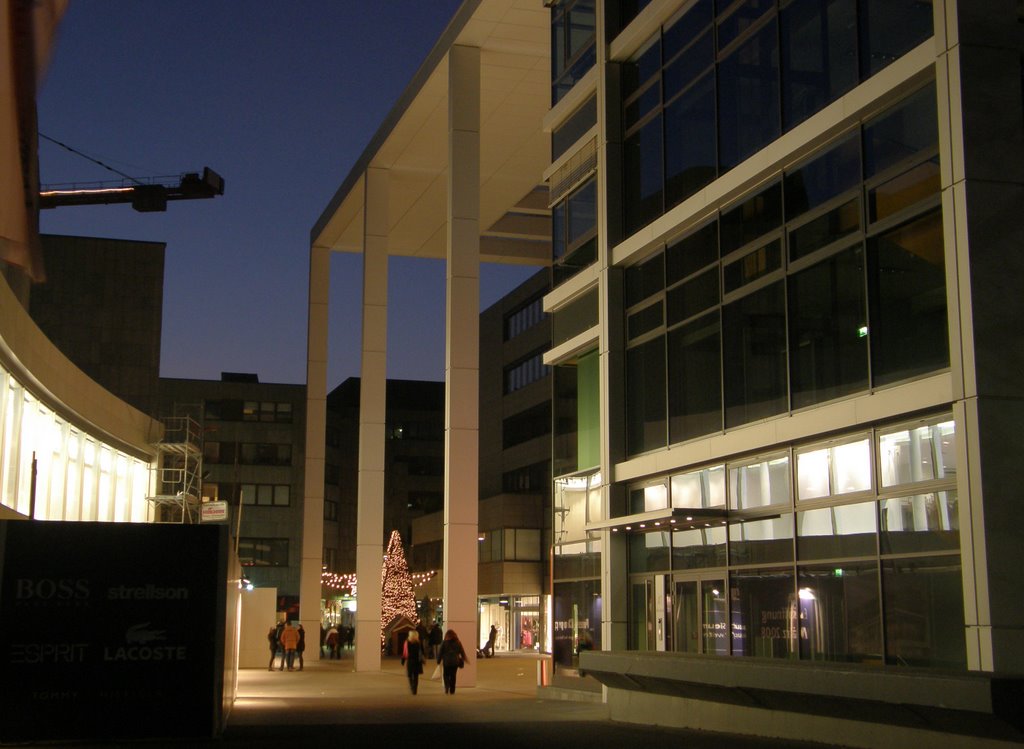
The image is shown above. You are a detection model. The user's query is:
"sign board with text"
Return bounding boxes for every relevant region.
[0,521,230,742]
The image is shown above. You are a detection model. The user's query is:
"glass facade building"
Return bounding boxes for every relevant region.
[542,0,1024,709]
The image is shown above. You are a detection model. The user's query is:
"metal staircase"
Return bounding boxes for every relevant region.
[146,415,203,523]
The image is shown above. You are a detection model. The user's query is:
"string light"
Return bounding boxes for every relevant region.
[379,530,419,648]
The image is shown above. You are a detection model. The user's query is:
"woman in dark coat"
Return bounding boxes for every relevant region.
[436,629,468,695]
[402,630,425,694]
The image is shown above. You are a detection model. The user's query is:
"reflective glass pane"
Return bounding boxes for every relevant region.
[630,531,671,572]
[664,29,714,100]
[798,563,881,663]
[882,555,966,669]
[880,492,959,554]
[625,252,665,307]
[780,0,857,130]
[672,465,726,509]
[666,221,718,285]
[717,18,780,170]
[720,182,782,255]
[729,567,797,658]
[568,179,597,243]
[832,439,871,494]
[723,239,782,294]
[868,160,940,223]
[717,0,775,50]
[723,281,787,427]
[863,85,937,178]
[859,0,934,79]
[797,448,830,501]
[788,198,861,262]
[667,267,718,325]
[703,579,730,655]
[623,115,665,235]
[797,502,877,559]
[784,133,861,221]
[868,210,948,385]
[663,0,713,61]
[729,514,794,565]
[788,246,869,408]
[626,335,667,454]
[672,526,728,570]
[664,72,717,209]
[730,456,790,510]
[879,420,956,487]
[668,312,722,442]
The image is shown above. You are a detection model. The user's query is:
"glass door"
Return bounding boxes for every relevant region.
[672,575,728,655]
[630,575,670,650]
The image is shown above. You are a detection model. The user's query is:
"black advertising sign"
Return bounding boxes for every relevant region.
[0,521,229,742]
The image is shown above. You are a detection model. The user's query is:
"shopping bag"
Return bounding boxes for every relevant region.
[430,663,441,680]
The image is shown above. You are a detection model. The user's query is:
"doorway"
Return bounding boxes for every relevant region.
[672,575,728,655]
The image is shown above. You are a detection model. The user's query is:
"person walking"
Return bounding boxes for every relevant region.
[296,624,306,671]
[481,624,498,657]
[436,629,468,695]
[267,626,280,671]
[401,630,426,695]
[428,622,443,660]
[279,621,300,671]
[325,624,340,659]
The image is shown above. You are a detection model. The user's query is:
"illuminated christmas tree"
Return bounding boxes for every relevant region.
[380,530,419,647]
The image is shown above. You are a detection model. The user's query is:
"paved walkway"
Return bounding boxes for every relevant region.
[27,652,848,748]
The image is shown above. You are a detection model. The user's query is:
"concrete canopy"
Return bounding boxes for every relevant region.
[309,0,551,267]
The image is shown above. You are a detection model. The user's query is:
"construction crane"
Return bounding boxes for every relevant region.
[39,167,225,212]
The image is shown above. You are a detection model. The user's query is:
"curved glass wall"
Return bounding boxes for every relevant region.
[0,364,152,522]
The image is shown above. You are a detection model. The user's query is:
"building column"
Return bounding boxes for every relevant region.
[355,167,390,672]
[940,0,1024,672]
[444,44,480,687]
[300,244,330,655]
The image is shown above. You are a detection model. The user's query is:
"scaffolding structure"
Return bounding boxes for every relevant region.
[146,415,203,523]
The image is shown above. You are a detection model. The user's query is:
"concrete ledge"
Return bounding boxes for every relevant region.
[579,650,1024,742]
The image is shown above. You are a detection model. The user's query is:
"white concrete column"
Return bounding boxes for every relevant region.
[300,244,330,656]
[355,167,389,672]
[444,44,480,687]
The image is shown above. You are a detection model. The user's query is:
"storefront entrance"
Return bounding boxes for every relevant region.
[630,573,727,654]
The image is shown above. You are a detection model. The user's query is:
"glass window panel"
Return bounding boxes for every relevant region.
[882,555,966,669]
[867,210,948,386]
[568,179,597,244]
[567,0,596,59]
[663,0,713,62]
[625,81,661,130]
[554,474,590,543]
[780,0,858,130]
[552,202,566,261]
[552,578,601,666]
[859,0,934,79]
[664,30,714,102]
[723,239,782,294]
[667,267,718,325]
[729,567,797,658]
[625,252,665,307]
[832,439,871,494]
[631,482,668,513]
[553,95,597,160]
[241,484,255,505]
[720,182,782,255]
[717,18,780,170]
[730,514,795,567]
[666,221,718,285]
[671,525,727,569]
[863,85,938,178]
[627,301,664,340]
[880,492,959,554]
[257,484,273,505]
[788,198,861,262]
[717,0,775,50]
[797,502,877,559]
[274,485,290,506]
[784,133,861,221]
[798,563,881,663]
[788,246,869,408]
[626,335,667,455]
[671,465,726,509]
[668,312,722,442]
[623,115,665,235]
[630,531,671,572]
[723,281,788,427]
[664,72,717,209]
[868,160,940,223]
[797,448,830,501]
[730,456,790,510]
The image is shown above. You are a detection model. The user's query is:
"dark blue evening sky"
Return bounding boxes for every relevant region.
[36,1,539,388]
